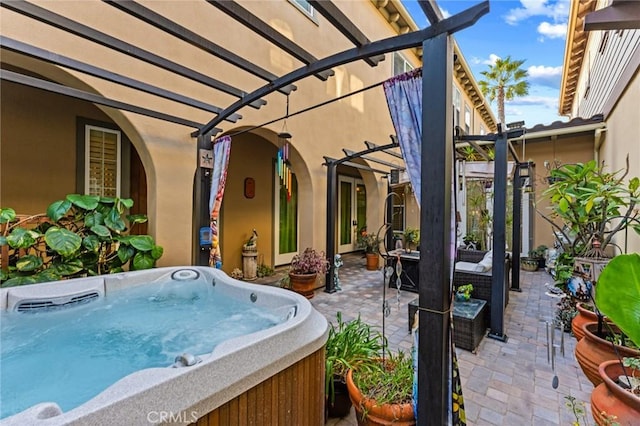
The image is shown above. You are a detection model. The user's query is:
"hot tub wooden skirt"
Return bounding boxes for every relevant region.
[189,348,325,425]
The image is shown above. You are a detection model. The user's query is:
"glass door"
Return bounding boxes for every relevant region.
[274,171,298,265]
[338,176,366,253]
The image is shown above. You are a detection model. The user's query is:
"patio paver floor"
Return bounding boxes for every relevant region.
[255,253,593,425]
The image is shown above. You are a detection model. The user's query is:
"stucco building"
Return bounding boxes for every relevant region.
[1,0,496,273]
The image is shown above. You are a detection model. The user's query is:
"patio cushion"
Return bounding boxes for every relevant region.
[477,250,493,272]
[455,261,485,272]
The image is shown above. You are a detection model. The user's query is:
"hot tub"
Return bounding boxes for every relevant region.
[0,267,328,425]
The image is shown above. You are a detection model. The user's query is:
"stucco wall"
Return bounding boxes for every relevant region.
[520,136,594,251]
[599,70,640,254]
[0,82,112,213]
[1,0,496,271]
[220,133,277,273]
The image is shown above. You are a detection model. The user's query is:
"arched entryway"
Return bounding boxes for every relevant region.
[0,62,149,227]
[217,128,313,273]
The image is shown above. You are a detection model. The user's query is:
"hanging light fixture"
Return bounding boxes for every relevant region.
[276,95,292,201]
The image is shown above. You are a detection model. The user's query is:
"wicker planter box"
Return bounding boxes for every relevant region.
[453,298,487,352]
[408,298,486,352]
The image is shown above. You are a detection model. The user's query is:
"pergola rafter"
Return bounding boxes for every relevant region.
[0,1,497,422]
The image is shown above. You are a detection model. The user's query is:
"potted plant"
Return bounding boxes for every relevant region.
[520,257,539,272]
[530,245,548,269]
[537,160,640,284]
[571,302,609,341]
[1,195,162,287]
[325,312,384,419]
[403,227,419,253]
[288,247,329,299]
[589,253,640,424]
[358,230,382,271]
[455,283,474,302]
[346,350,415,425]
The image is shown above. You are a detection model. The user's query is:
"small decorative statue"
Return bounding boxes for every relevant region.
[245,228,258,248]
[333,254,343,291]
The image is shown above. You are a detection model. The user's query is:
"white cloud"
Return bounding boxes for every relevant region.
[538,21,566,39]
[472,54,501,66]
[440,8,451,19]
[527,65,563,88]
[504,0,569,26]
[508,95,558,110]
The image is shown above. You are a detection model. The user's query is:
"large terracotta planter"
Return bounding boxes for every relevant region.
[575,322,640,386]
[346,369,415,426]
[591,360,640,425]
[365,253,379,271]
[289,272,317,299]
[571,302,601,341]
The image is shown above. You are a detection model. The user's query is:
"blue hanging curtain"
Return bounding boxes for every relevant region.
[383,68,423,205]
[209,135,232,268]
[383,68,466,426]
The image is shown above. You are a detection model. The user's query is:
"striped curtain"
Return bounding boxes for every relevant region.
[209,136,232,268]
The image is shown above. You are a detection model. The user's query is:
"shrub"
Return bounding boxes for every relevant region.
[0,194,162,287]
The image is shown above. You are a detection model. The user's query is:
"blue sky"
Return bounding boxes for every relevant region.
[401,0,570,127]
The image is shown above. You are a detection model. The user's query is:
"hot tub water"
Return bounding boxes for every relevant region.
[1,271,292,419]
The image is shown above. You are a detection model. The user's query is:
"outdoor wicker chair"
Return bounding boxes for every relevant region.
[453,248,510,324]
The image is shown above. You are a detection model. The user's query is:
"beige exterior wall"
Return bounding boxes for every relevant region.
[559,0,640,256]
[597,70,640,254]
[519,136,594,251]
[1,0,496,273]
[1,81,107,212]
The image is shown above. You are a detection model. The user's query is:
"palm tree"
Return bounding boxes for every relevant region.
[478,55,530,125]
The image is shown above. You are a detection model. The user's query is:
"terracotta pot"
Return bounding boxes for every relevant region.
[365,253,379,271]
[591,360,640,425]
[289,272,317,299]
[346,369,415,426]
[571,303,600,341]
[575,322,640,386]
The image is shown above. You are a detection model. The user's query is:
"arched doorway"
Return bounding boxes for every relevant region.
[0,64,148,225]
[219,128,311,272]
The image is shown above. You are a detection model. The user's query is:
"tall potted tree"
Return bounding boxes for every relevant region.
[537,159,640,300]
[539,160,639,266]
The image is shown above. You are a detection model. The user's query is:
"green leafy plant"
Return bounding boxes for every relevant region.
[403,227,420,250]
[459,146,480,161]
[455,284,474,301]
[351,350,414,407]
[555,296,577,333]
[594,253,640,399]
[529,245,548,260]
[564,395,620,426]
[256,263,274,278]
[538,159,640,258]
[325,313,384,405]
[595,253,640,348]
[0,194,162,287]
[357,230,382,254]
[462,232,482,250]
[554,252,574,286]
[622,357,640,395]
